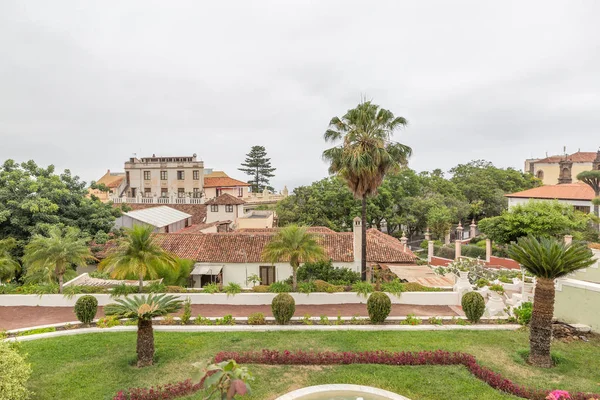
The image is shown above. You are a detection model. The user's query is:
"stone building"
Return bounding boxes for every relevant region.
[525,150,600,185]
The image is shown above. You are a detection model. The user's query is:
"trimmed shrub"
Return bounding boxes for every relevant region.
[298,281,316,294]
[461,292,485,323]
[252,285,269,293]
[0,341,32,400]
[268,281,292,293]
[313,280,332,292]
[271,293,295,324]
[248,312,266,325]
[352,281,374,297]
[367,292,391,323]
[181,298,192,325]
[296,259,361,284]
[74,295,98,324]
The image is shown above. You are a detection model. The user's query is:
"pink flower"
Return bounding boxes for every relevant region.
[547,390,571,400]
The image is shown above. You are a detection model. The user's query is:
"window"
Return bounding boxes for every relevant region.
[238,187,244,197]
[193,188,201,198]
[210,205,218,212]
[160,171,168,180]
[225,205,234,213]
[144,188,151,197]
[536,170,544,180]
[193,170,200,180]
[216,188,222,196]
[260,265,276,285]
[177,171,185,180]
[143,171,151,180]
[178,188,185,198]
[161,189,168,198]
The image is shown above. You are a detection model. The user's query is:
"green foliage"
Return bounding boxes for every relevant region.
[461,244,486,259]
[74,295,98,324]
[352,281,374,297]
[428,316,443,325]
[181,298,192,325]
[479,200,593,244]
[268,281,292,293]
[96,316,120,328]
[224,282,242,296]
[238,145,276,192]
[0,238,19,281]
[201,359,253,399]
[401,314,422,325]
[93,230,110,244]
[514,302,533,326]
[203,283,221,294]
[143,282,167,293]
[251,284,269,293]
[401,282,443,292]
[247,312,266,325]
[297,281,316,294]
[0,159,121,243]
[381,279,405,296]
[88,270,110,279]
[461,292,486,323]
[367,292,391,323]
[194,315,213,325]
[104,293,183,321]
[427,206,453,240]
[215,315,235,325]
[476,278,491,288]
[110,284,138,297]
[0,341,32,400]
[271,293,295,324]
[16,327,56,336]
[247,273,261,287]
[296,259,360,284]
[302,313,313,325]
[319,315,330,325]
[156,258,193,287]
[489,284,505,294]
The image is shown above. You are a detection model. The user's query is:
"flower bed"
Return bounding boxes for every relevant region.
[113,379,203,400]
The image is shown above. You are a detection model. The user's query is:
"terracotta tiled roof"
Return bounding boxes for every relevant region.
[536,151,599,164]
[154,228,417,264]
[205,193,247,205]
[176,221,232,234]
[96,171,125,188]
[235,227,336,234]
[505,183,594,201]
[204,176,250,188]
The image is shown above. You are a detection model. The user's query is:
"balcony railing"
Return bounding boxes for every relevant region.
[111,195,204,205]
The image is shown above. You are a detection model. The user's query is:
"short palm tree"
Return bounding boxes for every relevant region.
[0,239,19,282]
[323,100,411,280]
[104,293,183,367]
[507,236,595,368]
[100,225,178,292]
[262,225,325,291]
[23,226,94,293]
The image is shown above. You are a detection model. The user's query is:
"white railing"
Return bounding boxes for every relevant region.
[110,195,205,205]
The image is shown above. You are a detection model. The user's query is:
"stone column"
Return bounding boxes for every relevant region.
[444,232,451,245]
[564,235,573,245]
[485,239,492,263]
[424,228,431,241]
[427,240,434,263]
[456,222,464,241]
[400,232,408,252]
[470,219,477,239]
[455,240,462,260]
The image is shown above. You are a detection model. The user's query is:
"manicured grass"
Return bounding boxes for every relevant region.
[20,330,600,400]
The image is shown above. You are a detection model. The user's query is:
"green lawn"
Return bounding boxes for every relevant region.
[19,330,600,400]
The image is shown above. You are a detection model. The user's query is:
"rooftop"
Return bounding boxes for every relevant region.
[536,151,600,164]
[506,183,594,201]
[123,206,192,227]
[205,193,247,205]
[204,175,251,188]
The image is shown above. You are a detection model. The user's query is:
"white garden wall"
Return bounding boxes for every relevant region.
[0,291,459,307]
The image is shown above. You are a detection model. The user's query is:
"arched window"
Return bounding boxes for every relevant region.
[561,167,570,179]
[536,170,544,180]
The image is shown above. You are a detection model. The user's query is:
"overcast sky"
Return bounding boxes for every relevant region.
[1,1,599,191]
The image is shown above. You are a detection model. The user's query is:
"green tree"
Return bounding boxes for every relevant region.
[323,100,411,279]
[238,145,276,192]
[507,236,594,368]
[478,200,593,244]
[99,225,178,292]
[426,206,453,240]
[576,170,600,230]
[262,225,326,291]
[0,159,122,243]
[22,226,95,293]
[0,238,19,282]
[104,294,183,367]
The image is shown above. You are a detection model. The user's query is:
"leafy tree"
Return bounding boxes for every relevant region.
[323,100,411,279]
[104,294,183,367]
[238,145,276,192]
[577,170,600,230]
[507,236,594,368]
[0,159,122,243]
[478,200,593,244]
[426,206,453,240]
[262,225,326,291]
[99,225,178,292]
[0,238,19,282]
[22,226,95,293]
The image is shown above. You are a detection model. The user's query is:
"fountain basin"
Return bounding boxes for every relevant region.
[275,384,411,400]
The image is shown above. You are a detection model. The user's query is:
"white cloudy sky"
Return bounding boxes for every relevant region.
[1,1,599,191]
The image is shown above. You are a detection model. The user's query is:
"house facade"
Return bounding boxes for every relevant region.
[525,150,600,185]
[506,183,594,213]
[203,171,251,199]
[204,193,246,225]
[87,170,125,201]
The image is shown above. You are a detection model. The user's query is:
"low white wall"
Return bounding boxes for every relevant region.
[0,291,459,307]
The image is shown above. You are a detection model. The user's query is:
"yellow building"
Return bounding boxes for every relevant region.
[87,170,125,202]
[525,150,600,185]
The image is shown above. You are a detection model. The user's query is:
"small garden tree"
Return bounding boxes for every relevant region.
[0,341,32,400]
[262,225,325,291]
[507,236,595,368]
[104,293,183,367]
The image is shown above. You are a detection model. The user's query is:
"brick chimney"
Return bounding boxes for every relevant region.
[353,216,362,264]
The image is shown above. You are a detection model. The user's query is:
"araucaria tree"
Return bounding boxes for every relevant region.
[23,226,94,293]
[238,145,276,192]
[100,225,178,292]
[323,100,411,280]
[577,170,600,230]
[105,293,183,367]
[262,225,325,291]
[507,236,594,368]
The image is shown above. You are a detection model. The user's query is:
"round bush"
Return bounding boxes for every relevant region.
[271,293,295,325]
[0,341,32,400]
[74,295,98,324]
[461,292,485,323]
[367,292,391,323]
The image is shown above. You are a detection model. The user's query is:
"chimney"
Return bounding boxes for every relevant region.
[353,216,362,264]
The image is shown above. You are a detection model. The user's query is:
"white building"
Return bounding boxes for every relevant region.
[506,183,594,213]
[115,206,192,233]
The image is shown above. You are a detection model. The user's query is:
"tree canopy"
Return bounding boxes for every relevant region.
[238,146,276,192]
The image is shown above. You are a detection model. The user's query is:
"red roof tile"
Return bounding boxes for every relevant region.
[506,183,594,201]
[205,193,246,205]
[536,151,599,164]
[204,177,250,188]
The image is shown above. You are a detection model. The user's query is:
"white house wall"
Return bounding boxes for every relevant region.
[507,197,592,210]
[205,204,244,224]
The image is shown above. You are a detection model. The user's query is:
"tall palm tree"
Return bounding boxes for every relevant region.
[262,225,325,291]
[507,236,594,368]
[100,225,178,292]
[576,170,600,231]
[23,226,94,293]
[323,100,411,280]
[104,293,182,367]
[0,238,19,282]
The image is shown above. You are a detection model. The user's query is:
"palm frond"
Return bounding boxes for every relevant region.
[104,293,183,320]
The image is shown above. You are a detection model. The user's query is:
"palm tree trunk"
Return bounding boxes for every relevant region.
[58,274,64,294]
[137,319,154,367]
[361,197,367,281]
[528,277,556,368]
[292,264,298,292]
[139,274,144,293]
